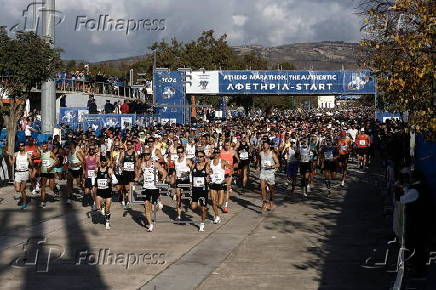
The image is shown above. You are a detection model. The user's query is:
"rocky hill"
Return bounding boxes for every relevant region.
[232,41,363,70]
[91,41,364,70]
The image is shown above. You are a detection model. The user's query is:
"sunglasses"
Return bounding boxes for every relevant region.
[197,155,205,158]
[19,145,25,147]
[143,153,151,156]
[177,151,184,153]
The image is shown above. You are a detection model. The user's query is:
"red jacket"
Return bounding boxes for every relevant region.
[120,103,129,114]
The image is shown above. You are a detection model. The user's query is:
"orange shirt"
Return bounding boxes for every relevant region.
[220,150,233,174]
[355,134,370,148]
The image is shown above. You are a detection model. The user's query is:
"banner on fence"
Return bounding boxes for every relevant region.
[59,107,88,123]
[153,71,186,124]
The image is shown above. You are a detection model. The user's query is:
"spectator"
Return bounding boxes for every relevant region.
[120,100,130,114]
[114,102,120,114]
[60,94,67,107]
[104,100,114,114]
[88,97,98,114]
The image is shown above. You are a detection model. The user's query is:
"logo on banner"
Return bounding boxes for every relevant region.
[162,87,176,99]
[199,81,209,90]
[347,72,371,90]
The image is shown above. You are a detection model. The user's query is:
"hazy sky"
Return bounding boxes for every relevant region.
[1,0,363,62]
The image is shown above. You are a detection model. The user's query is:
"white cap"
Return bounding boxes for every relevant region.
[360,128,365,132]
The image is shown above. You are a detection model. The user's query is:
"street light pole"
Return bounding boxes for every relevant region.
[41,0,56,134]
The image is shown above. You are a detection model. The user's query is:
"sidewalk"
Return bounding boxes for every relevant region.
[0,162,393,290]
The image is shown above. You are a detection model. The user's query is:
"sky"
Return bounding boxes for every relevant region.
[0,0,363,62]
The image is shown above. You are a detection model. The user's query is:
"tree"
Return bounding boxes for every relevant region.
[0,29,62,154]
[360,0,435,135]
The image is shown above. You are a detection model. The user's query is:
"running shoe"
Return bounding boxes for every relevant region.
[303,188,308,197]
[65,199,72,205]
[105,222,111,230]
[146,224,154,232]
[341,180,345,187]
[20,203,28,210]
[199,223,205,232]
[307,184,311,193]
[157,201,164,210]
[213,216,221,224]
[39,202,46,208]
[31,189,38,196]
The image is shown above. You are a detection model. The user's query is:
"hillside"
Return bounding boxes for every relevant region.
[90,41,363,70]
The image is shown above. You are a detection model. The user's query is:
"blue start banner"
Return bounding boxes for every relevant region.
[153,71,186,124]
[217,70,375,95]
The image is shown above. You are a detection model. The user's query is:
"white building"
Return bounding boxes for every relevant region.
[317,95,335,108]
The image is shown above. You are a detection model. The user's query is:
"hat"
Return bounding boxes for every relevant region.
[341,130,347,136]
[360,128,365,132]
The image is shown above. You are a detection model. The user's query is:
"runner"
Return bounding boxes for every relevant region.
[209,148,228,224]
[174,145,193,221]
[25,137,40,195]
[83,145,99,209]
[138,148,167,232]
[284,139,299,193]
[236,136,251,193]
[337,131,352,186]
[355,128,371,169]
[320,138,337,196]
[191,150,210,231]
[66,141,84,204]
[257,140,280,210]
[118,141,138,209]
[10,142,33,209]
[39,142,58,208]
[297,139,314,197]
[94,156,116,230]
[220,141,238,213]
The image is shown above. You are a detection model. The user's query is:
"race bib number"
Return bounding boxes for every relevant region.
[171,154,178,161]
[143,169,154,183]
[97,179,108,188]
[239,151,249,160]
[359,140,366,146]
[262,161,272,168]
[301,153,310,163]
[42,160,50,167]
[87,170,95,178]
[211,173,224,184]
[193,177,205,187]
[324,151,333,160]
[123,162,135,171]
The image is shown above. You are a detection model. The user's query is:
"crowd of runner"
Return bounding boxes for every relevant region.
[9,107,405,232]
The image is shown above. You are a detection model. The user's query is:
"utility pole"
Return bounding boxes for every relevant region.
[41,0,56,134]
